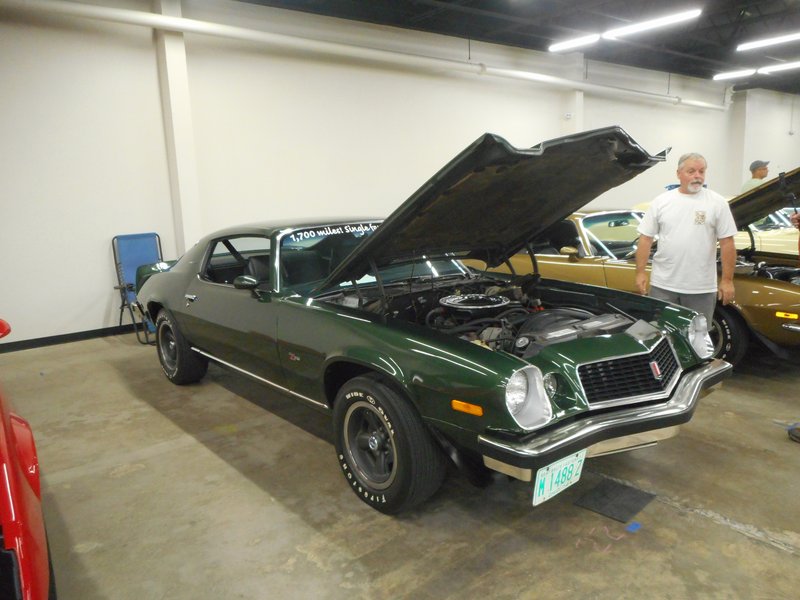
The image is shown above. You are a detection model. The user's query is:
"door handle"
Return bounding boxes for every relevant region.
[185,294,198,303]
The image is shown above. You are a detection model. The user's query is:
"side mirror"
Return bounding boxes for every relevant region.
[233,275,258,290]
[0,319,10,339]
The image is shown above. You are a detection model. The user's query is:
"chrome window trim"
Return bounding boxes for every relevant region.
[576,335,682,409]
[197,234,274,288]
[191,347,329,410]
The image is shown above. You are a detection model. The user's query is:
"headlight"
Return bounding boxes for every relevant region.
[504,366,553,431]
[687,314,714,359]
[543,372,559,397]
[505,371,528,415]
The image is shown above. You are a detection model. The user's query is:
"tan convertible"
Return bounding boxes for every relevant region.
[474,167,800,367]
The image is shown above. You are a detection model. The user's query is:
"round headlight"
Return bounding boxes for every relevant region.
[543,373,559,397]
[506,371,528,415]
[505,371,528,415]
[505,366,553,431]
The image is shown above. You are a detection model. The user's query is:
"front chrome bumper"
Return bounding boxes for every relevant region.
[478,358,732,480]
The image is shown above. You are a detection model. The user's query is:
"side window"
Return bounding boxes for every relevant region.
[582,213,642,259]
[202,236,271,285]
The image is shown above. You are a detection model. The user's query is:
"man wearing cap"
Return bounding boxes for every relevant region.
[741,160,770,192]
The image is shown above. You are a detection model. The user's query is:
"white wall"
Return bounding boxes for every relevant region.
[1,0,798,344]
[0,8,175,343]
[186,35,566,229]
[739,90,800,179]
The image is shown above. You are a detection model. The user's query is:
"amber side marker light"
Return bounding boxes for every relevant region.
[451,400,484,416]
[775,312,798,319]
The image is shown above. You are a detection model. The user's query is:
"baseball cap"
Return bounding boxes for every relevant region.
[749,160,769,171]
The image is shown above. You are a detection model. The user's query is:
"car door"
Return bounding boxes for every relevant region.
[579,211,644,293]
[180,235,284,384]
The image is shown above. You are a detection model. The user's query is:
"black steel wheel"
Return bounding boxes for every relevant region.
[333,375,447,514]
[710,306,748,367]
[155,309,208,384]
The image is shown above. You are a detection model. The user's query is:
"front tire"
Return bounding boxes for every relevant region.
[710,307,748,367]
[155,309,208,384]
[333,375,447,514]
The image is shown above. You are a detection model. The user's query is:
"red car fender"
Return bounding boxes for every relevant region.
[9,415,41,500]
[1,390,50,600]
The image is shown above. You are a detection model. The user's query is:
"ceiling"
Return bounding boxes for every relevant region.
[240,0,800,95]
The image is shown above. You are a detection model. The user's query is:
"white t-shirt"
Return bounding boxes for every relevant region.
[637,188,738,294]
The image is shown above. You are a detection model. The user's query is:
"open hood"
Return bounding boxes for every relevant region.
[322,127,665,288]
[729,166,800,229]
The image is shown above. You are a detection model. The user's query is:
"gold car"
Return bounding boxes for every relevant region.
[474,169,800,367]
[636,201,799,256]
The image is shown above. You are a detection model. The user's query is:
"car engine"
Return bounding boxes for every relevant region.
[328,275,635,358]
[735,257,800,285]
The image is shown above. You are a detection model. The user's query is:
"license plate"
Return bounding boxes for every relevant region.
[532,449,587,506]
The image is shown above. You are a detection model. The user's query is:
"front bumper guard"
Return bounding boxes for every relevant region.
[478,358,732,480]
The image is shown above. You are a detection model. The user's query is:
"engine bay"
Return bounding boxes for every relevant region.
[736,257,800,285]
[324,274,636,358]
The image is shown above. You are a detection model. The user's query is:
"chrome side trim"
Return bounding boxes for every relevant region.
[191,347,329,410]
[781,323,800,332]
[479,358,731,461]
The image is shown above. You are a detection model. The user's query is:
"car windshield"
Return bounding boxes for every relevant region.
[278,222,475,293]
[750,212,792,231]
[581,212,643,259]
[279,223,380,289]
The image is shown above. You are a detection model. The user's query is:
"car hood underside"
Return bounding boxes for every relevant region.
[322,127,665,289]
[729,165,800,228]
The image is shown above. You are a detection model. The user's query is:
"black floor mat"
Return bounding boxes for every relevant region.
[575,479,655,522]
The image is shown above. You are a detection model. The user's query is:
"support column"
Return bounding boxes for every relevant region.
[560,90,584,135]
[153,0,202,253]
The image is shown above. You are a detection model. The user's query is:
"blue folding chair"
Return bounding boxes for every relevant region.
[113,233,162,344]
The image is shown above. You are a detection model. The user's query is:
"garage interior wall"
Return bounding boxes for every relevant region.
[1,0,799,344]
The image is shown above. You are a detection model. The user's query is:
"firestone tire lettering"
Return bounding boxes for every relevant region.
[333,375,447,514]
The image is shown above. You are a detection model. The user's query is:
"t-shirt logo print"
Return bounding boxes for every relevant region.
[694,211,706,225]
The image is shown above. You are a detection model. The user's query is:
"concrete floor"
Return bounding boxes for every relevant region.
[1,335,798,600]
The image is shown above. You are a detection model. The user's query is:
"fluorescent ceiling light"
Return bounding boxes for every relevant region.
[758,60,800,74]
[602,9,702,40]
[548,34,600,52]
[738,31,800,52]
[713,69,756,81]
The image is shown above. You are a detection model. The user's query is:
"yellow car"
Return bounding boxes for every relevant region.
[474,167,800,366]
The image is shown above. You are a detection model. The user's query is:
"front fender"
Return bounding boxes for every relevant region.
[321,328,526,433]
[733,276,800,346]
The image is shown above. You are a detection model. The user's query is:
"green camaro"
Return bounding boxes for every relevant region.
[137,127,731,513]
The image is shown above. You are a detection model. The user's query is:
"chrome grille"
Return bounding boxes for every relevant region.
[577,338,679,406]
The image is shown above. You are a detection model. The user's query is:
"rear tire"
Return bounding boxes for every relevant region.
[155,309,208,384]
[710,307,748,367]
[333,375,447,514]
